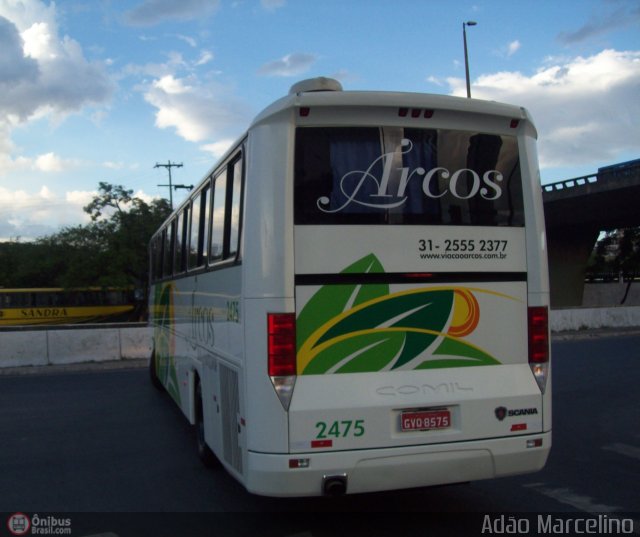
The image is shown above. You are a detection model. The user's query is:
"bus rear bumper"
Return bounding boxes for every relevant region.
[245,431,551,497]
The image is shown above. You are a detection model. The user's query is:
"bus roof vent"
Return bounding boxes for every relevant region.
[289,77,343,95]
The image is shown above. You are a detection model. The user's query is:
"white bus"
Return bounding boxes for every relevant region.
[148,77,551,497]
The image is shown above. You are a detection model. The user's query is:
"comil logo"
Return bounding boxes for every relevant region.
[7,513,31,536]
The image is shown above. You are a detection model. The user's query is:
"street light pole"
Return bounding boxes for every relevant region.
[463,21,477,99]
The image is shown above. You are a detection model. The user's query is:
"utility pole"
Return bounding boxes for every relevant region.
[155,161,192,209]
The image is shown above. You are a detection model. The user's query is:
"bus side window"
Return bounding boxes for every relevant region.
[163,221,175,278]
[189,194,201,270]
[210,169,227,263]
[151,234,164,282]
[174,207,189,274]
[201,182,211,267]
[174,212,183,274]
[189,184,210,269]
[228,155,243,259]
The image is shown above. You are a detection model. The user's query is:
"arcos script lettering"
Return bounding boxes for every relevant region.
[317,139,504,213]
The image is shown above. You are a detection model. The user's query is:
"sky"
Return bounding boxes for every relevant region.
[0,0,638,241]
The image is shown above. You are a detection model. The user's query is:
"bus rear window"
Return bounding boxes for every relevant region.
[294,127,524,226]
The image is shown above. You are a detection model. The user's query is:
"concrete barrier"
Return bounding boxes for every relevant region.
[0,330,49,368]
[582,282,640,307]
[0,323,151,368]
[550,306,640,332]
[1,308,639,369]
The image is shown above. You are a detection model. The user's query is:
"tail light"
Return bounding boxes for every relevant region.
[267,313,297,410]
[528,306,549,393]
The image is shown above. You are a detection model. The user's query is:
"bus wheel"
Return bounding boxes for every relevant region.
[196,381,218,468]
[149,350,164,391]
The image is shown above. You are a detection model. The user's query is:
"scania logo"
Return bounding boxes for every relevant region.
[494,406,538,421]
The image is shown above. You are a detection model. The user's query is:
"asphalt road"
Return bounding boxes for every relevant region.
[0,335,638,536]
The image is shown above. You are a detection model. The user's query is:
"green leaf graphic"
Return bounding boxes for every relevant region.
[433,337,499,364]
[303,331,406,374]
[314,288,454,372]
[297,253,502,374]
[296,253,388,351]
[154,283,182,404]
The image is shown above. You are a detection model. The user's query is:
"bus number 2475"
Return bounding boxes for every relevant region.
[315,420,365,439]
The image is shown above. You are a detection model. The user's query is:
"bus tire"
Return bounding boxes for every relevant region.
[149,350,164,391]
[195,381,218,468]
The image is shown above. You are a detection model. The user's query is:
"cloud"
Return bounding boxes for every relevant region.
[154,74,191,95]
[0,1,114,175]
[0,185,95,241]
[0,15,39,85]
[200,139,235,159]
[35,152,64,172]
[124,0,220,27]
[558,4,640,44]
[258,52,317,77]
[261,0,285,11]
[426,75,445,86]
[176,33,197,47]
[142,74,250,144]
[121,48,215,80]
[446,49,640,170]
[0,185,165,240]
[195,50,214,66]
[492,39,521,59]
[0,150,80,174]
[507,40,521,57]
[121,51,186,80]
[65,189,95,207]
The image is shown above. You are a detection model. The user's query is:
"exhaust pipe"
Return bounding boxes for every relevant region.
[322,474,347,496]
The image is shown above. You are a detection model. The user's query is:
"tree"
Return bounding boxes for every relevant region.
[0,240,58,287]
[0,183,171,293]
[81,182,172,290]
[616,228,640,304]
[588,227,640,304]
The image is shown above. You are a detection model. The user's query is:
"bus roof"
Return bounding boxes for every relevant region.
[156,77,538,226]
[251,77,536,134]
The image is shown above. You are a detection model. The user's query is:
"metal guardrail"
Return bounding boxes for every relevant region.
[585,273,640,283]
[543,159,640,193]
[543,173,598,193]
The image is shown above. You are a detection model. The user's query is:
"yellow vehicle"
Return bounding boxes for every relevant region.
[0,288,142,326]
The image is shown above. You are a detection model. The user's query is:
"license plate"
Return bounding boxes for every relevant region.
[401,409,451,431]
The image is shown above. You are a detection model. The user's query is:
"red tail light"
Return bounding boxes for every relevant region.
[267,313,297,376]
[528,306,549,363]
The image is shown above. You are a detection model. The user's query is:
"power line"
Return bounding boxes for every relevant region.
[154,161,192,209]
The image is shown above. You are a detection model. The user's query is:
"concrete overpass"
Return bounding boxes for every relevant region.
[543,159,640,307]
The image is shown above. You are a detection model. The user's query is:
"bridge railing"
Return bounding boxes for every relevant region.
[543,159,640,193]
[543,173,598,193]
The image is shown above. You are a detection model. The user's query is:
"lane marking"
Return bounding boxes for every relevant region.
[603,442,640,461]
[523,483,622,512]
[524,483,640,534]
